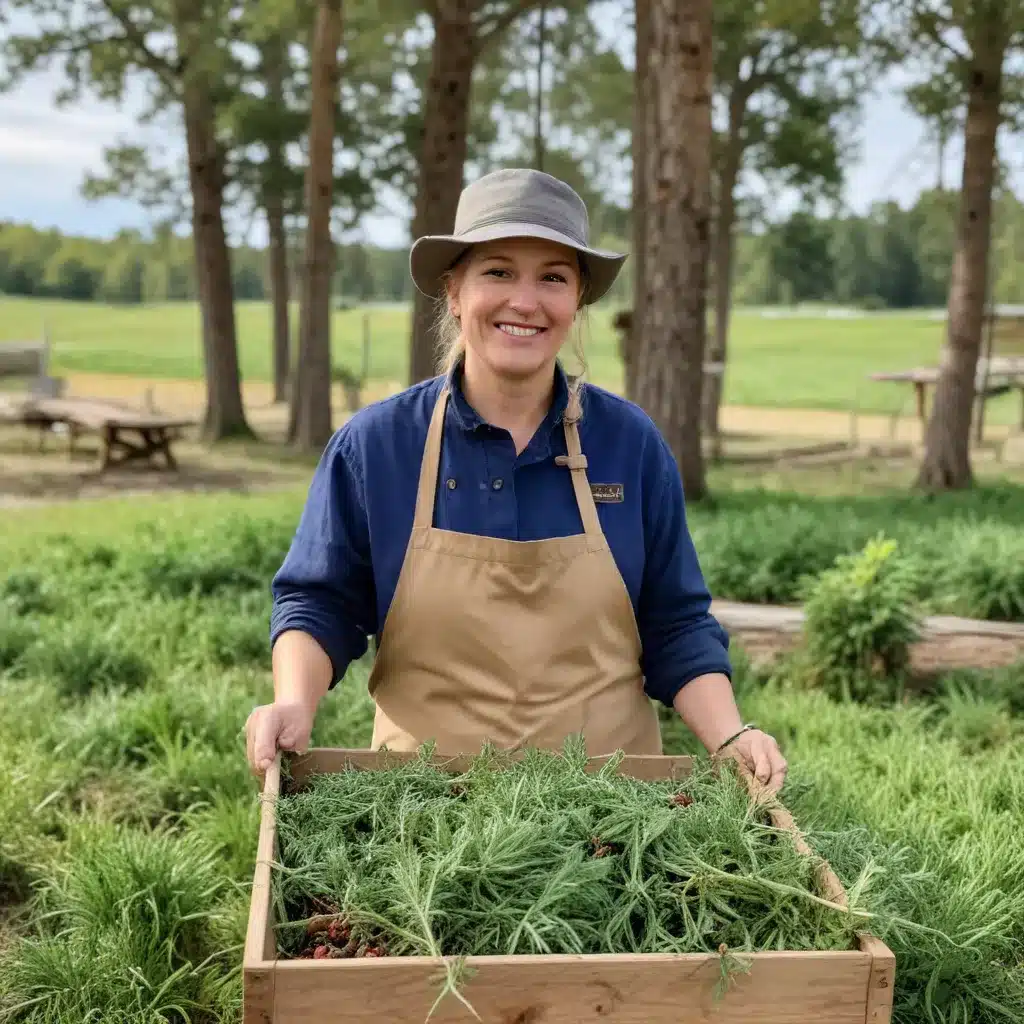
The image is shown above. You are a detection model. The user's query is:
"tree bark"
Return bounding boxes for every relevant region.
[267,191,291,405]
[264,34,291,406]
[407,0,477,385]
[915,37,1005,491]
[625,0,650,402]
[632,0,714,501]
[288,0,342,452]
[182,79,251,441]
[702,93,746,462]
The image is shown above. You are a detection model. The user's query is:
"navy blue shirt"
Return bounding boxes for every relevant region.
[270,363,731,707]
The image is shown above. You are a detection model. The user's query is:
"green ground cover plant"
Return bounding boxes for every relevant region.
[0,490,1022,1023]
[687,482,1024,620]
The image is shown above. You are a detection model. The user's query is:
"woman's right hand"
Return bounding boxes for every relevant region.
[245,700,317,775]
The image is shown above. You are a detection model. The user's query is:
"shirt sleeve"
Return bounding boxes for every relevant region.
[637,433,732,707]
[270,429,377,688]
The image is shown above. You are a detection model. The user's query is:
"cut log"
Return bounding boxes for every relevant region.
[711,599,1024,672]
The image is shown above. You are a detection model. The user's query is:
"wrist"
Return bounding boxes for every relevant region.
[671,673,744,753]
[712,723,757,755]
[272,631,332,710]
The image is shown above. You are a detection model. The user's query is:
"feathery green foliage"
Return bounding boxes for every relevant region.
[798,535,923,702]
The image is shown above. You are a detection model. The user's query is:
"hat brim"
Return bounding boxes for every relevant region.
[409,222,628,305]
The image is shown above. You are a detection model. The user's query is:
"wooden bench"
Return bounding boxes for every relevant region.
[1,395,194,471]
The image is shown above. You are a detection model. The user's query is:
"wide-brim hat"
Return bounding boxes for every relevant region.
[409,168,627,305]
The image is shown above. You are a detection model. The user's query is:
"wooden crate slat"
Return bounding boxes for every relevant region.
[271,951,873,1023]
[858,934,896,1023]
[244,758,281,1024]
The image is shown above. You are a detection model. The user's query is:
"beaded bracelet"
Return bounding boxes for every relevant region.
[713,723,757,755]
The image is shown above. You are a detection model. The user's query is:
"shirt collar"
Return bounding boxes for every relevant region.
[445,356,571,439]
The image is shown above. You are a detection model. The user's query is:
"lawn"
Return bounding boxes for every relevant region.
[1,481,1023,1022]
[3,295,1019,421]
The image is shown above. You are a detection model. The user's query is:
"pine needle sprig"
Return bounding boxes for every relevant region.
[272,739,955,1017]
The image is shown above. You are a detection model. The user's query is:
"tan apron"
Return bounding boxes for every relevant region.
[367,384,663,757]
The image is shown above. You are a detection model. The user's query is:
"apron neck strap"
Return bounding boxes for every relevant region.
[413,385,450,530]
[557,388,603,539]
[415,383,604,541]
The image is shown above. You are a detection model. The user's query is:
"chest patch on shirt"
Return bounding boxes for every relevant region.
[590,483,624,503]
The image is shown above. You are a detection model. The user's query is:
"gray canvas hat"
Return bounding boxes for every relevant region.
[409,168,628,304]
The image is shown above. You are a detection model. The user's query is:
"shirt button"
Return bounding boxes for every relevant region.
[492,478,504,490]
[446,478,457,490]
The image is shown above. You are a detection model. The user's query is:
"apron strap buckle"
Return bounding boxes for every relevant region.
[555,454,588,470]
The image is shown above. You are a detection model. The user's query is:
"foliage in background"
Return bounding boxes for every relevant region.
[686,484,1024,621]
[9,184,1024,309]
[0,490,1023,1022]
[797,535,922,702]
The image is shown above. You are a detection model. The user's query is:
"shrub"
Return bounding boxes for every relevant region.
[693,506,863,604]
[798,535,922,703]
[189,601,270,669]
[21,621,151,699]
[933,683,1020,755]
[0,615,38,674]
[0,823,233,1022]
[936,523,1024,621]
[1,569,57,616]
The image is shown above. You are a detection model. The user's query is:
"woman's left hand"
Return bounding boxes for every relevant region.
[716,729,787,795]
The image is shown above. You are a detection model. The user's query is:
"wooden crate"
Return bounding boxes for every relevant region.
[243,749,895,1024]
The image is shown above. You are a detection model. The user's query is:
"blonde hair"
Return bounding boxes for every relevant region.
[431,249,592,411]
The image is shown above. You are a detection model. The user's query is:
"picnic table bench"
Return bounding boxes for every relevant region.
[869,356,1024,428]
[0,394,194,471]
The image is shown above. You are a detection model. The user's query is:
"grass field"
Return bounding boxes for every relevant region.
[1,485,1023,1022]
[3,295,1021,421]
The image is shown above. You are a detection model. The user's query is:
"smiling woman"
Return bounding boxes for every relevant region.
[434,237,590,452]
[247,167,787,792]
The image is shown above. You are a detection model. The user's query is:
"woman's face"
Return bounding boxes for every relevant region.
[447,236,582,383]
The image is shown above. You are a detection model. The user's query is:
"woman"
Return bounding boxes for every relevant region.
[246,168,787,793]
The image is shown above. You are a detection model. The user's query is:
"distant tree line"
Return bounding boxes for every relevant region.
[7,183,1024,312]
[0,221,417,306]
[734,188,1024,310]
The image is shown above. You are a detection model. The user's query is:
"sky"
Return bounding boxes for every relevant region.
[0,46,1019,251]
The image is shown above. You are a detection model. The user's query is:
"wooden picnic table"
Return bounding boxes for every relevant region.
[0,395,194,471]
[869,356,1024,426]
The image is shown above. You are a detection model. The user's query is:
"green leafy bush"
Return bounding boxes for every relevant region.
[798,536,922,703]
[0,823,233,1023]
[936,523,1024,621]
[0,569,57,616]
[686,485,1024,621]
[21,621,151,699]
[0,615,37,674]
[692,505,867,604]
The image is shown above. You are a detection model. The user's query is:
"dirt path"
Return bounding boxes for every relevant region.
[6,372,1019,509]
[62,371,1008,446]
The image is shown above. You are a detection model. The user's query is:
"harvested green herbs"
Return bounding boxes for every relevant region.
[273,739,876,975]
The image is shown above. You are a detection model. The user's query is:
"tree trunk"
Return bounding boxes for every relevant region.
[625,0,650,402]
[915,39,1005,490]
[288,0,342,452]
[534,2,546,172]
[407,0,476,385]
[267,192,291,405]
[632,0,713,500]
[264,35,291,406]
[702,97,746,462]
[182,80,251,441]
